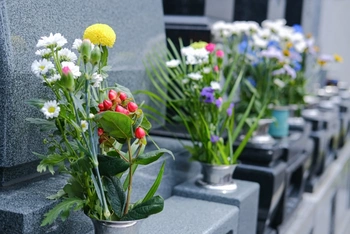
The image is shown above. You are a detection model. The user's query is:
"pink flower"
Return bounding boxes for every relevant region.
[216,50,224,58]
[205,43,216,53]
[214,65,219,72]
[62,66,71,75]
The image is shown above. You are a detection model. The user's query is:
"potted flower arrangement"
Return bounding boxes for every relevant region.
[142,40,264,190]
[211,19,317,138]
[27,24,173,233]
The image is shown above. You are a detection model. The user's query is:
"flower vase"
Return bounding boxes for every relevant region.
[288,105,305,128]
[249,119,275,144]
[196,163,237,191]
[269,106,290,137]
[91,219,144,234]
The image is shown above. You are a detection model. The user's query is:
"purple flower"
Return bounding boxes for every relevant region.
[210,135,220,143]
[226,103,234,117]
[261,46,283,61]
[284,64,296,79]
[200,87,215,103]
[215,98,223,108]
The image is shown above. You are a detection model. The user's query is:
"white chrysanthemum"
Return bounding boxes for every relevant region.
[81,120,88,133]
[252,35,268,48]
[295,41,307,53]
[36,33,67,48]
[182,78,189,84]
[181,46,195,57]
[72,39,82,51]
[31,59,55,77]
[61,61,81,78]
[203,67,211,74]
[35,49,51,57]
[58,48,77,62]
[166,59,181,68]
[188,72,203,81]
[273,78,286,88]
[262,19,286,32]
[210,81,221,90]
[41,100,60,119]
[46,74,61,83]
[91,73,103,87]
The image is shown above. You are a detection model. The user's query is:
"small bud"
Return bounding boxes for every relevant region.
[98,103,105,111]
[216,50,224,58]
[81,39,92,64]
[103,100,113,110]
[119,92,127,101]
[98,128,104,136]
[135,127,146,139]
[127,102,138,112]
[90,46,101,65]
[89,113,95,119]
[60,66,75,91]
[109,90,118,101]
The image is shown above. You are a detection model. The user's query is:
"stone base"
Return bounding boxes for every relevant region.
[173,178,259,234]
[140,196,239,234]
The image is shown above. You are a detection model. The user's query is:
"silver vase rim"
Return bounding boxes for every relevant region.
[200,162,238,169]
[91,218,144,228]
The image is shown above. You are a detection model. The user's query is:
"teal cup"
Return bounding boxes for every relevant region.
[269,108,290,137]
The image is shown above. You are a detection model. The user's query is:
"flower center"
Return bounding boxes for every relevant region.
[48,106,56,113]
[39,65,46,70]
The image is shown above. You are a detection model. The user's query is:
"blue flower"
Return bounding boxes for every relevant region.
[293,24,303,33]
[200,87,215,103]
[267,40,281,49]
[226,103,234,117]
[210,135,220,143]
[238,40,248,54]
[293,61,302,71]
[247,77,256,87]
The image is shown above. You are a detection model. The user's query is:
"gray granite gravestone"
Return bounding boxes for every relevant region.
[0,0,166,187]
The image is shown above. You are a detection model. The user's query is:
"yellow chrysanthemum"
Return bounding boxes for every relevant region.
[286,42,293,49]
[83,24,116,47]
[317,59,327,67]
[334,54,343,63]
[190,41,208,49]
[283,49,290,57]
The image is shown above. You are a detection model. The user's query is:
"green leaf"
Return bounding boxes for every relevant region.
[41,198,84,226]
[47,189,66,200]
[98,155,129,176]
[134,149,174,165]
[140,116,152,132]
[26,118,56,131]
[95,111,133,139]
[104,176,126,218]
[142,162,165,203]
[26,99,46,108]
[71,156,92,174]
[63,178,84,199]
[120,195,164,221]
[37,153,68,174]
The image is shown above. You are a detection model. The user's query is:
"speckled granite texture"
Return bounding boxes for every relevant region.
[0,0,166,185]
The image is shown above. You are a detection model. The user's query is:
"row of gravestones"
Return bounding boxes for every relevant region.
[0,0,345,234]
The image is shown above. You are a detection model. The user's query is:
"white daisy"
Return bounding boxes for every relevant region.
[91,73,103,87]
[203,67,211,74]
[58,48,77,62]
[72,39,82,51]
[35,49,52,57]
[182,78,189,84]
[46,74,61,83]
[41,100,60,119]
[61,61,81,78]
[31,59,55,77]
[36,33,67,48]
[81,120,89,133]
[166,59,181,68]
[188,72,203,81]
[210,81,221,90]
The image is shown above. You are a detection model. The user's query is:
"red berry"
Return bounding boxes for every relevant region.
[98,103,105,111]
[115,105,129,115]
[98,128,104,136]
[119,92,127,101]
[127,102,138,112]
[109,90,118,101]
[135,127,146,139]
[103,100,113,110]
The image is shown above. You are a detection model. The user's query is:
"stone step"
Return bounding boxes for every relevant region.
[140,196,239,234]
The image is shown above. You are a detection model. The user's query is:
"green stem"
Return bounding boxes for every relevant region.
[124,139,133,215]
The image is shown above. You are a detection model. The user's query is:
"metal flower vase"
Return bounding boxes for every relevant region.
[249,119,276,144]
[91,218,144,234]
[197,163,237,191]
[269,106,290,138]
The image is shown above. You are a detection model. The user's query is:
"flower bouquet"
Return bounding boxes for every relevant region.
[27,24,173,231]
[143,40,264,189]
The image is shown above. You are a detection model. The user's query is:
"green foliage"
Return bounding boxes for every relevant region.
[104,176,126,218]
[41,198,84,226]
[134,149,174,165]
[37,153,68,174]
[26,118,56,132]
[98,155,129,176]
[142,162,165,203]
[120,195,164,221]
